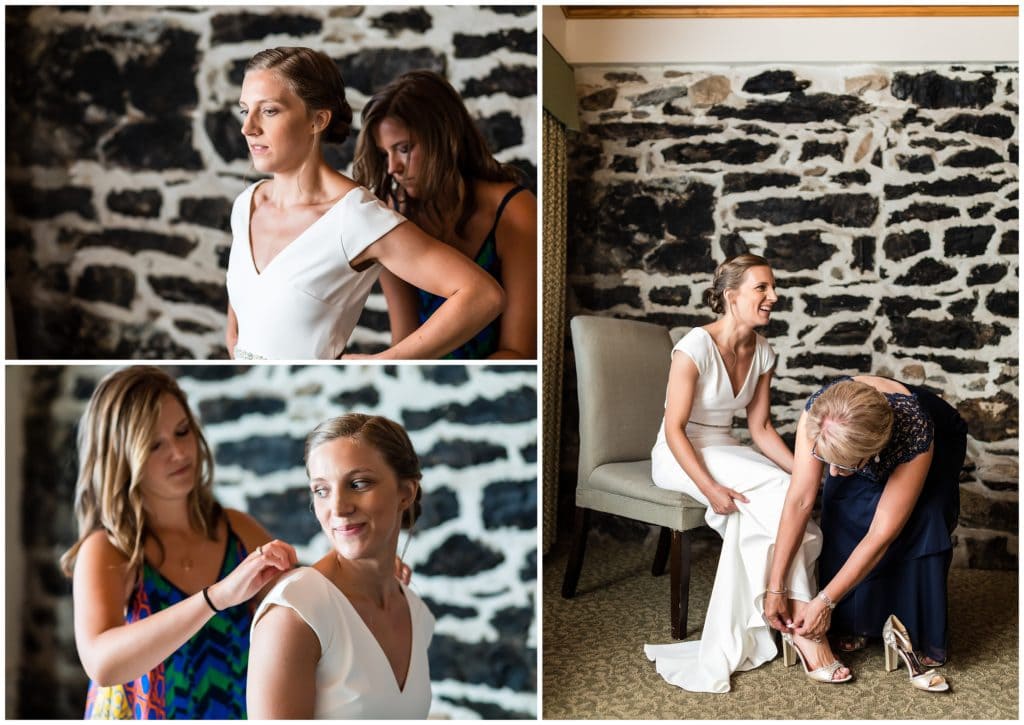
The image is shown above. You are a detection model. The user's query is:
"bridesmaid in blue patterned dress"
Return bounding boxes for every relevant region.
[353,70,536,360]
[765,376,966,688]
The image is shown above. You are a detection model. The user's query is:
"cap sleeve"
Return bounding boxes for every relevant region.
[339,186,406,262]
[252,567,334,654]
[754,334,777,375]
[672,328,713,376]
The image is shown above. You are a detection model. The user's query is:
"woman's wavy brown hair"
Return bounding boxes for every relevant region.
[60,367,220,580]
[352,69,523,241]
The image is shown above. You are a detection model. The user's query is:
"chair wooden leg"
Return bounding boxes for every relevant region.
[651,526,671,576]
[669,529,693,640]
[561,507,591,599]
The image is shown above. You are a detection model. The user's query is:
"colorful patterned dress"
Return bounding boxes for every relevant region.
[84,525,251,719]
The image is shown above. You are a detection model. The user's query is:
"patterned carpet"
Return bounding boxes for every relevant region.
[543,530,1018,719]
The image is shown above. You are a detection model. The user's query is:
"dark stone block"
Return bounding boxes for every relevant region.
[371,7,432,36]
[575,284,643,311]
[649,285,691,307]
[883,229,930,261]
[707,93,871,124]
[418,485,459,529]
[879,296,942,316]
[246,487,321,543]
[455,28,535,57]
[610,155,637,173]
[580,88,617,112]
[215,435,306,475]
[174,319,216,335]
[802,295,872,316]
[958,391,1017,442]
[645,240,714,275]
[788,352,872,372]
[107,189,162,218]
[959,489,1018,532]
[342,48,446,96]
[948,297,978,318]
[722,172,800,194]
[663,182,716,240]
[211,11,321,44]
[66,227,197,257]
[884,175,1003,200]
[476,111,523,153]
[355,304,390,334]
[890,318,1009,350]
[735,194,878,228]
[420,438,507,469]
[800,140,844,162]
[986,290,1017,317]
[967,203,993,218]
[403,386,536,431]
[819,320,873,345]
[833,170,871,187]
[662,100,688,116]
[520,548,536,582]
[894,352,988,374]
[123,28,198,115]
[462,64,535,98]
[967,263,1008,285]
[178,197,233,231]
[956,534,1017,569]
[148,276,227,311]
[1001,230,1018,254]
[893,258,958,285]
[205,108,250,163]
[871,148,883,167]
[891,71,996,109]
[102,117,203,171]
[438,697,531,720]
[487,5,535,15]
[8,183,96,221]
[419,533,504,576]
[586,122,721,147]
[198,395,285,425]
[75,265,135,308]
[429,634,534,694]
[764,231,836,272]
[419,366,470,386]
[216,245,231,270]
[330,385,381,409]
[630,85,686,107]
[604,71,646,83]
[895,154,935,173]
[718,233,749,259]
[887,202,959,224]
[492,605,534,638]
[935,112,1015,139]
[175,366,252,382]
[482,479,536,530]
[663,139,777,166]
[520,442,537,464]
[946,147,1004,167]
[995,206,1018,221]
[742,70,810,95]
[420,597,477,620]
[851,236,875,271]
[943,225,995,256]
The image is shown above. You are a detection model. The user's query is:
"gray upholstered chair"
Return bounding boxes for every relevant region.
[564,315,708,639]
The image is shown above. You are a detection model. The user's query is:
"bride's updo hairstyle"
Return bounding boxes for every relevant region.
[245,47,353,145]
[703,253,771,315]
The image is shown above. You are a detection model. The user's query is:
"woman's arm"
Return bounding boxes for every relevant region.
[490,190,537,359]
[225,302,238,359]
[378,269,420,346]
[745,370,795,473]
[663,352,749,515]
[73,530,295,686]
[349,222,504,359]
[763,412,823,631]
[795,446,934,640]
[247,605,319,718]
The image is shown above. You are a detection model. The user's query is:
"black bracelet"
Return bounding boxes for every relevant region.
[202,586,223,614]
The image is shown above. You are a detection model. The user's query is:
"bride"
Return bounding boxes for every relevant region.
[644,253,851,692]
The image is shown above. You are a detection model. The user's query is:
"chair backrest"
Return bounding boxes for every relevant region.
[570,315,673,487]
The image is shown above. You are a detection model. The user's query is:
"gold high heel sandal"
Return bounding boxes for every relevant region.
[882,615,949,692]
[781,632,853,684]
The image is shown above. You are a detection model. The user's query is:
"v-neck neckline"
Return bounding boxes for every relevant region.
[309,567,414,694]
[699,327,755,399]
[246,180,353,276]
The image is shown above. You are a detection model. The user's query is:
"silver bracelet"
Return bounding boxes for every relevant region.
[817,591,837,610]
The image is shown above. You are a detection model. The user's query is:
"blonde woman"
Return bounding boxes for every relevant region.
[247,414,434,718]
[62,367,297,719]
[765,377,966,692]
[644,254,850,693]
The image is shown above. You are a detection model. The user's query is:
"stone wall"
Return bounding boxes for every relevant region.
[563,63,1018,569]
[12,364,537,719]
[5,5,537,359]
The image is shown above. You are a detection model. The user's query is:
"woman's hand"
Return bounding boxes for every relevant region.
[794,597,832,642]
[208,539,297,610]
[706,483,749,515]
[763,590,793,633]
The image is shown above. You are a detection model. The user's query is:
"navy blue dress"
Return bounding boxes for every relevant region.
[808,377,967,664]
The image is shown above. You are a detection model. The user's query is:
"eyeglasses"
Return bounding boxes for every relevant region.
[810,440,865,473]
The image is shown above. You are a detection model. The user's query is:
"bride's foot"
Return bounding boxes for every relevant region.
[791,632,852,681]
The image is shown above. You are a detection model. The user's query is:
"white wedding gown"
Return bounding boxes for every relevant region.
[644,328,822,694]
